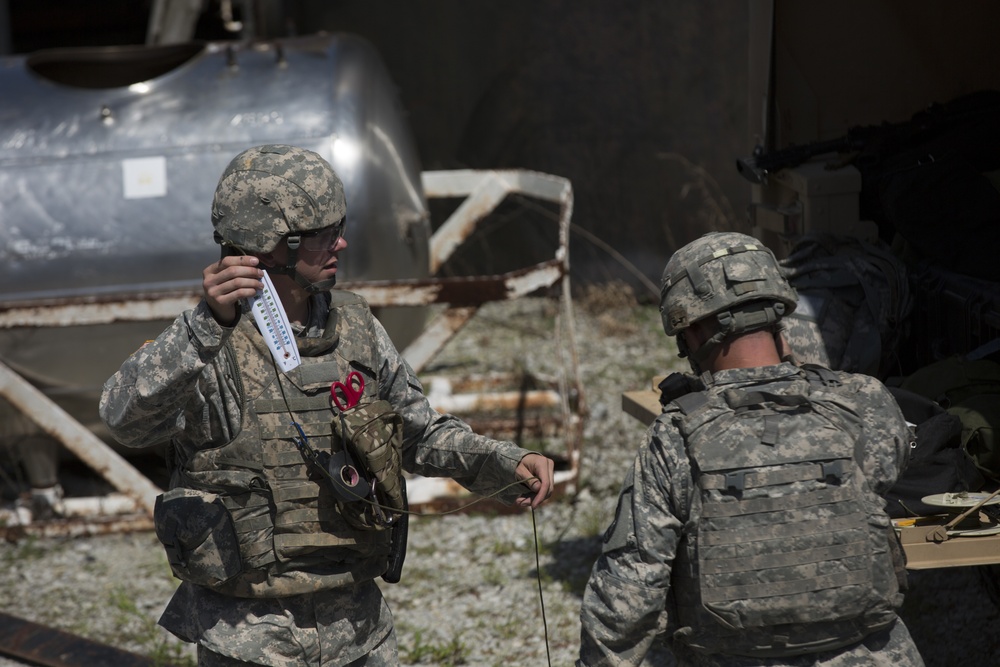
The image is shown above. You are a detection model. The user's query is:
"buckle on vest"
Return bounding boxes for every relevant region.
[821,460,846,484]
[724,471,746,493]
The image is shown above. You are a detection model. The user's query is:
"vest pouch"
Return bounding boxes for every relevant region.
[153,487,243,587]
[334,399,404,531]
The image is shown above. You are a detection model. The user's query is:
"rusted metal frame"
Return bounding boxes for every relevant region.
[421,166,582,418]
[422,168,573,268]
[0,260,562,330]
[398,306,479,374]
[428,389,562,414]
[415,169,576,387]
[340,259,565,308]
[0,514,154,541]
[417,168,585,500]
[342,260,566,373]
[0,293,201,328]
[0,361,163,517]
[425,171,511,276]
[0,493,154,540]
[458,415,565,439]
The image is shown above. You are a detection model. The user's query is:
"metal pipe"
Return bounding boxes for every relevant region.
[0,361,162,516]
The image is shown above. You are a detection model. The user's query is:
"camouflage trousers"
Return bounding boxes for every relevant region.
[196,628,398,667]
[162,579,394,667]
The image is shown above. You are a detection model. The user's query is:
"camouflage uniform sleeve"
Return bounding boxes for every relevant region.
[578,418,688,666]
[99,300,239,449]
[371,317,532,504]
[843,372,914,496]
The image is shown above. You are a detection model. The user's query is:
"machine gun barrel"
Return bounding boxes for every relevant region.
[736,135,863,184]
[737,90,1000,185]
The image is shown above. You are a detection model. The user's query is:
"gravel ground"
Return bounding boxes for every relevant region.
[2,292,999,667]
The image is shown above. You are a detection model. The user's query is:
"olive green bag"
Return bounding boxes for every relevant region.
[333,399,405,531]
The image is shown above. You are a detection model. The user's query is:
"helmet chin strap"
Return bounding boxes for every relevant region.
[299,275,337,293]
[678,331,722,376]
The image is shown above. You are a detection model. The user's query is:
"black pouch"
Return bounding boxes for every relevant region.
[153,487,243,587]
[885,387,987,517]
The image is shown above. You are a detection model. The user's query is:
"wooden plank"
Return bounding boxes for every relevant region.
[622,390,661,425]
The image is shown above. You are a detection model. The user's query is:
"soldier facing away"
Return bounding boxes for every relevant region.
[577,232,923,666]
[100,144,554,666]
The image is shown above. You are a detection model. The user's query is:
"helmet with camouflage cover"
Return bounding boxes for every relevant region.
[211,144,347,291]
[660,232,797,369]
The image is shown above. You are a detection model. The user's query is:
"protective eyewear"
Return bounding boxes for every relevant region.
[298,218,346,252]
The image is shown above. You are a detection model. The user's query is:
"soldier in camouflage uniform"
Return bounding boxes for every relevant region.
[577,232,923,666]
[100,144,555,667]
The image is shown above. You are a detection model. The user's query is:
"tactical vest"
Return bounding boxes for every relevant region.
[667,366,902,657]
[161,291,393,598]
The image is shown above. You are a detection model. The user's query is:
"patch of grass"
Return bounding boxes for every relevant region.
[491,538,518,557]
[480,562,508,587]
[483,609,522,641]
[105,585,195,667]
[81,556,109,576]
[401,629,469,665]
[1,535,51,563]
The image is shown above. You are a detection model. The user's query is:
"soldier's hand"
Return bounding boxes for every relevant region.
[203,255,264,326]
[514,453,555,509]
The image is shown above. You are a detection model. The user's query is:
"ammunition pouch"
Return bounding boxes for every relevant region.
[153,487,243,587]
[333,399,405,531]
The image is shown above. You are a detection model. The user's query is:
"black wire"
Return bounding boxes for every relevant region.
[531,506,552,667]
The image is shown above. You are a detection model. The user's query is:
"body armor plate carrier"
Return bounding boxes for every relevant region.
[154,292,404,598]
[668,366,901,657]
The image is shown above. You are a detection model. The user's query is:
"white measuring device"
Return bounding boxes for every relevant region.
[244,271,301,372]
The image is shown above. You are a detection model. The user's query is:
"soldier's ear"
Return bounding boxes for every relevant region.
[257,251,278,270]
[684,321,708,352]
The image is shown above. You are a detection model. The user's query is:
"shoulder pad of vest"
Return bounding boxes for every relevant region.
[670,390,710,416]
[329,289,369,309]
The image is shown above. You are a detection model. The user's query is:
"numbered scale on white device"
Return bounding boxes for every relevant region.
[244,271,302,372]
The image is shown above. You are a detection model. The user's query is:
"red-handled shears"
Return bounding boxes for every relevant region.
[331,371,365,411]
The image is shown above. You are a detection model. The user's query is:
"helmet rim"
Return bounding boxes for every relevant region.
[659,232,797,336]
